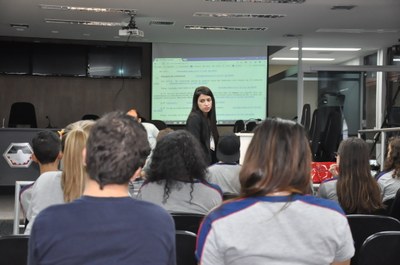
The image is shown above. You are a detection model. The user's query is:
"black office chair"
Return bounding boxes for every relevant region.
[171,212,205,234]
[300,103,311,133]
[388,188,400,221]
[0,235,30,265]
[233,120,245,133]
[8,102,37,128]
[347,214,400,265]
[176,230,197,265]
[147,120,167,130]
[358,231,400,265]
[81,114,99,120]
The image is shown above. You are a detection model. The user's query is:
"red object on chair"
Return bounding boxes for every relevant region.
[311,162,335,183]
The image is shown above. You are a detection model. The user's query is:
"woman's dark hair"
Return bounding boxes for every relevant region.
[384,136,400,179]
[336,137,383,214]
[147,130,208,202]
[240,118,312,197]
[190,86,219,142]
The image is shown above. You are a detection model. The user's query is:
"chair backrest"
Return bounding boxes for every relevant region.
[171,212,205,234]
[389,188,400,220]
[8,102,37,128]
[233,120,245,133]
[300,103,311,132]
[358,231,400,265]
[81,114,99,120]
[347,214,400,265]
[176,230,197,265]
[0,235,30,265]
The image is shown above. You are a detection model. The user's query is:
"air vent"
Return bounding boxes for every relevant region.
[45,19,122,27]
[185,25,267,31]
[194,12,285,18]
[331,5,356,10]
[149,20,175,26]
[204,0,305,3]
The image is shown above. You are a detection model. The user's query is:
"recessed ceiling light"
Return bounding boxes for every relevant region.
[185,25,267,31]
[393,58,400,62]
[271,57,335,61]
[39,4,136,14]
[290,47,361,51]
[51,30,59,34]
[194,12,285,18]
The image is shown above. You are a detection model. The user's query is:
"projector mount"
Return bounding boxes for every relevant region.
[119,12,144,37]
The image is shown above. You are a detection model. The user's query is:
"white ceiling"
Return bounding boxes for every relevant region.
[1,0,399,66]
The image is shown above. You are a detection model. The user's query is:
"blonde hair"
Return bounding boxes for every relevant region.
[61,120,95,202]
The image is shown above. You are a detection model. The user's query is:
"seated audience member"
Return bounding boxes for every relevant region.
[207,133,241,195]
[196,118,354,265]
[318,137,384,214]
[24,130,62,234]
[61,120,95,202]
[378,136,400,202]
[28,111,176,265]
[127,108,159,150]
[137,130,223,215]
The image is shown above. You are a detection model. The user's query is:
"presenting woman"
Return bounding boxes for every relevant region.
[186,86,219,165]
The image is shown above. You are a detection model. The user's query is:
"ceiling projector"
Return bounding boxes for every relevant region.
[119,28,144,37]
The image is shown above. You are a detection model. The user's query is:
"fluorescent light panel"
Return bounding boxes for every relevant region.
[291,47,361,51]
[39,4,136,14]
[193,12,285,18]
[45,19,122,27]
[204,0,305,3]
[272,57,335,61]
[185,25,267,31]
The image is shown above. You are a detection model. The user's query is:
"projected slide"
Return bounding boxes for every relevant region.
[152,56,267,124]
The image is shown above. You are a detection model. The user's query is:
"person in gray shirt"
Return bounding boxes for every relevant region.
[207,133,241,195]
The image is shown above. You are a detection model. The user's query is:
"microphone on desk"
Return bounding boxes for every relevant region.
[46,116,54,128]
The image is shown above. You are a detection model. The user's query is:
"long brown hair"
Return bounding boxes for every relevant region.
[240,118,312,197]
[336,137,383,214]
[383,136,400,179]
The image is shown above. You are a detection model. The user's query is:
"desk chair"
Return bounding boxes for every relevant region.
[8,102,37,128]
[347,214,400,265]
[171,213,204,234]
[0,235,29,265]
[358,231,400,265]
[176,230,197,265]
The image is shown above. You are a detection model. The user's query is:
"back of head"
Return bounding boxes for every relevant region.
[338,137,371,180]
[61,120,95,202]
[384,137,400,177]
[85,111,150,189]
[32,130,61,164]
[217,133,240,163]
[240,118,311,197]
[148,130,208,183]
[337,137,383,213]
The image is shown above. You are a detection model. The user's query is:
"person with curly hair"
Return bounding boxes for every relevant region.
[136,130,222,215]
[378,136,400,202]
